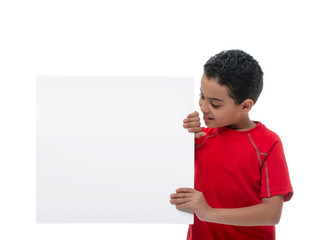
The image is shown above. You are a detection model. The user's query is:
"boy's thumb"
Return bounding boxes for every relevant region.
[201,132,207,137]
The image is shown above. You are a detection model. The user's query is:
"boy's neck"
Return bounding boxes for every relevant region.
[226,116,257,131]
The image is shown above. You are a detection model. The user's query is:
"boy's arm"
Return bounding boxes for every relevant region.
[170,188,284,226]
[206,195,284,226]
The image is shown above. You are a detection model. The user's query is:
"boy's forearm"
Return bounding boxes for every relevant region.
[205,202,281,226]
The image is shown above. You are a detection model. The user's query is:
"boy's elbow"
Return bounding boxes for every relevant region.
[263,214,280,225]
[271,215,281,225]
[270,210,282,225]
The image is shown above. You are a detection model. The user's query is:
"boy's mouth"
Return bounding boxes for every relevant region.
[204,116,214,122]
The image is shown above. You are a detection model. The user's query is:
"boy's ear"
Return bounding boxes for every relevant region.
[240,99,254,113]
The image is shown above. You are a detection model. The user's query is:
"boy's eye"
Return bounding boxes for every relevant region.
[212,104,220,108]
[199,94,220,108]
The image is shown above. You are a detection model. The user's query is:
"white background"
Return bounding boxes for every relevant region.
[0,0,325,239]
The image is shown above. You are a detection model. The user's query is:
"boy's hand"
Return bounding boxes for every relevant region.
[183,111,207,138]
[170,188,212,221]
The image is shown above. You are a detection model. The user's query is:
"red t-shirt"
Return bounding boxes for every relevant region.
[187,121,293,240]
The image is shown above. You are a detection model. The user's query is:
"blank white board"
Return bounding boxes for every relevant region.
[36,76,194,223]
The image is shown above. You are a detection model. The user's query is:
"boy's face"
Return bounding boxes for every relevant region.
[199,74,244,128]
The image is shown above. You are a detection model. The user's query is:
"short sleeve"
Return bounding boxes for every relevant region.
[261,140,293,202]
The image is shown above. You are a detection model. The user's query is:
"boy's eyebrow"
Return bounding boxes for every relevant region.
[200,88,224,102]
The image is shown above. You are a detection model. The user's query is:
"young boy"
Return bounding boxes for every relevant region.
[170,50,293,240]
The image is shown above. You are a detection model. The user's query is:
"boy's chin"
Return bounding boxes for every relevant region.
[205,122,219,128]
[205,122,228,128]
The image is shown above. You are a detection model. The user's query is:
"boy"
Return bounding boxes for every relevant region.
[170,50,293,240]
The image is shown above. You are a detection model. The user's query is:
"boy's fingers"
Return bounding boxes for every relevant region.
[195,132,206,138]
[170,193,193,198]
[201,132,207,137]
[170,197,192,204]
[183,121,200,128]
[184,116,200,123]
[176,188,195,193]
[188,127,202,132]
[187,111,199,118]
[189,116,201,122]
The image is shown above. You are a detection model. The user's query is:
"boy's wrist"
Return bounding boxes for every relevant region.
[204,206,216,223]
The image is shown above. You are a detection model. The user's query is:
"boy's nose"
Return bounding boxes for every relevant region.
[200,107,209,116]
[200,102,209,114]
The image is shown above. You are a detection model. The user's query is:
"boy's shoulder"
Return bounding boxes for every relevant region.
[254,123,283,146]
[253,122,280,138]
[245,123,284,155]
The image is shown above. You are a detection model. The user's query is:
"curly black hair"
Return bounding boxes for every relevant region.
[203,49,264,105]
